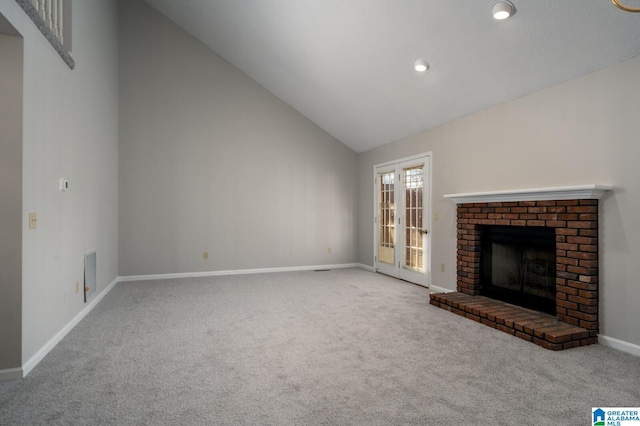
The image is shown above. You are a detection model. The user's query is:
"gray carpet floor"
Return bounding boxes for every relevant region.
[0,268,638,425]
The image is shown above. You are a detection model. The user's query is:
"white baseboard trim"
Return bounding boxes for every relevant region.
[428,284,453,294]
[598,334,640,357]
[357,263,375,272]
[21,276,119,378]
[118,263,361,282]
[0,367,24,382]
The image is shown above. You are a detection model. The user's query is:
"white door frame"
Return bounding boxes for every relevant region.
[373,152,432,288]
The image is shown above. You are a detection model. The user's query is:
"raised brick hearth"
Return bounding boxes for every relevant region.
[429,293,597,350]
[430,198,601,350]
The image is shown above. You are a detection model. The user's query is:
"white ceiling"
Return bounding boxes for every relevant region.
[143,0,640,153]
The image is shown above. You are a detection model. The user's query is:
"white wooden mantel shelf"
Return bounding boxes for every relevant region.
[443,185,613,204]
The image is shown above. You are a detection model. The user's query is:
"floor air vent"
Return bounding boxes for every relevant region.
[84,251,96,302]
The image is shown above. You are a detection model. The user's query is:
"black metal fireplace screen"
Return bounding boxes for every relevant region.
[480,226,556,315]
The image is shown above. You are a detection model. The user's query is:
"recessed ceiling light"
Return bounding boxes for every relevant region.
[414,59,429,72]
[492,1,515,20]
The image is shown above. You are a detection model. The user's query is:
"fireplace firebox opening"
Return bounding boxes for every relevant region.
[480,226,556,315]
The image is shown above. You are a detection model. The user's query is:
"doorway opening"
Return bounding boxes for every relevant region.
[0,15,24,372]
[374,153,432,287]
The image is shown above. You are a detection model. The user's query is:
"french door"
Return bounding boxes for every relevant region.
[374,154,431,287]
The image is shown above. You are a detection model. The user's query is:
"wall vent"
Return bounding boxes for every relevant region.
[84,250,96,302]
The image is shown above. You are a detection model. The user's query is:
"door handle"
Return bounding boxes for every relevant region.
[421,229,428,235]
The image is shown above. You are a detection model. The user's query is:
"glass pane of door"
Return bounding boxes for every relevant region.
[378,172,395,265]
[403,166,424,272]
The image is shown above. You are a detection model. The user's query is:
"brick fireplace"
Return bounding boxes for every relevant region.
[430,185,612,350]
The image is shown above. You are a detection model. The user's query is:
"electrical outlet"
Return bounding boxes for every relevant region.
[203,251,209,260]
[434,211,440,221]
[29,212,37,229]
[75,281,80,294]
[440,263,446,273]
[327,246,332,254]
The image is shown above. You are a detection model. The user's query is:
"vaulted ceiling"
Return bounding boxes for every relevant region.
[143,0,640,153]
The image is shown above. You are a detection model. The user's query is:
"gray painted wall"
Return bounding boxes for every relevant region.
[0,32,23,369]
[0,0,120,366]
[118,0,357,276]
[357,54,640,347]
